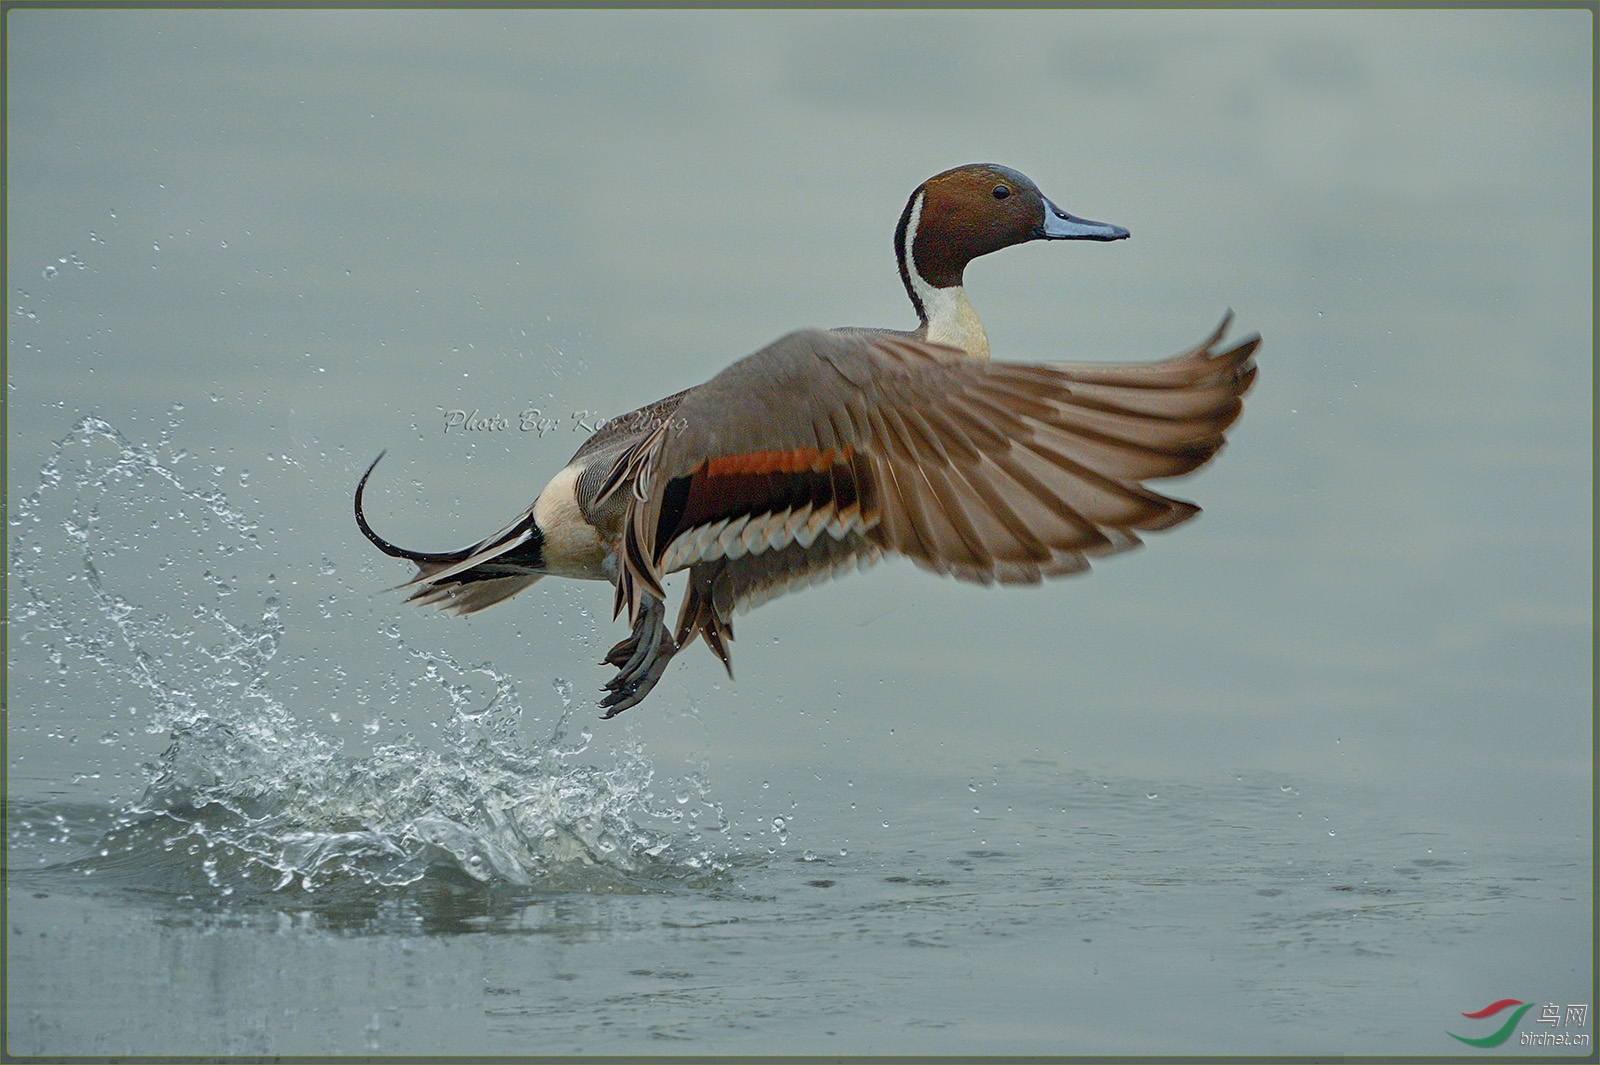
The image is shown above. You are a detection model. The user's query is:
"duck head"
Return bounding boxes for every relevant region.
[894,163,1128,358]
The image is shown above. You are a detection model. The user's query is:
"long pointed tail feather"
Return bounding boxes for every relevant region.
[354,451,544,615]
[355,451,480,567]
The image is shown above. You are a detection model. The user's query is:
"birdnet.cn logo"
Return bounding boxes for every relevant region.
[1448,999,1590,1048]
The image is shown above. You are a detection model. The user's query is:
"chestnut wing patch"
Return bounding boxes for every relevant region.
[652,446,879,570]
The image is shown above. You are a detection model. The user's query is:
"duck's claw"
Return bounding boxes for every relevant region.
[598,595,677,717]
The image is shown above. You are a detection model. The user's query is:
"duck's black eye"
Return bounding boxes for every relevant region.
[992,185,1011,200]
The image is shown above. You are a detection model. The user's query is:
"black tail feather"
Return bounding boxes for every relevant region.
[354,451,480,566]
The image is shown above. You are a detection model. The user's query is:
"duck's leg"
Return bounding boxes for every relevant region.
[599,594,678,717]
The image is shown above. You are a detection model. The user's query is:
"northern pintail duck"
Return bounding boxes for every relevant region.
[356,163,1259,716]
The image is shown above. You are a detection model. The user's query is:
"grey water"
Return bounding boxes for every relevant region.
[5,8,1591,1058]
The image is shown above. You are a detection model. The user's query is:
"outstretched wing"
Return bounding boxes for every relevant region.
[603,315,1258,629]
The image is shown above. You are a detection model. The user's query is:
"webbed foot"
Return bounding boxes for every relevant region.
[598,595,677,717]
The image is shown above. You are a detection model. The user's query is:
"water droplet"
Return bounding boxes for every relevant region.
[41,264,58,280]
[318,557,337,576]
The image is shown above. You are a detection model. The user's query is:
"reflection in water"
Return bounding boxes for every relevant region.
[8,418,732,918]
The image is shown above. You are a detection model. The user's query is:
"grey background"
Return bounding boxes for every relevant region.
[6,7,1592,1056]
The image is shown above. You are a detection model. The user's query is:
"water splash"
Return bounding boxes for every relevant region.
[9,417,729,905]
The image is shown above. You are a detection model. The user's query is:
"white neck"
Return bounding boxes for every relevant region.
[902,191,990,360]
[918,284,990,360]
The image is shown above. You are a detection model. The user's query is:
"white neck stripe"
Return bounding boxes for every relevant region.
[902,190,941,323]
[900,188,987,358]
